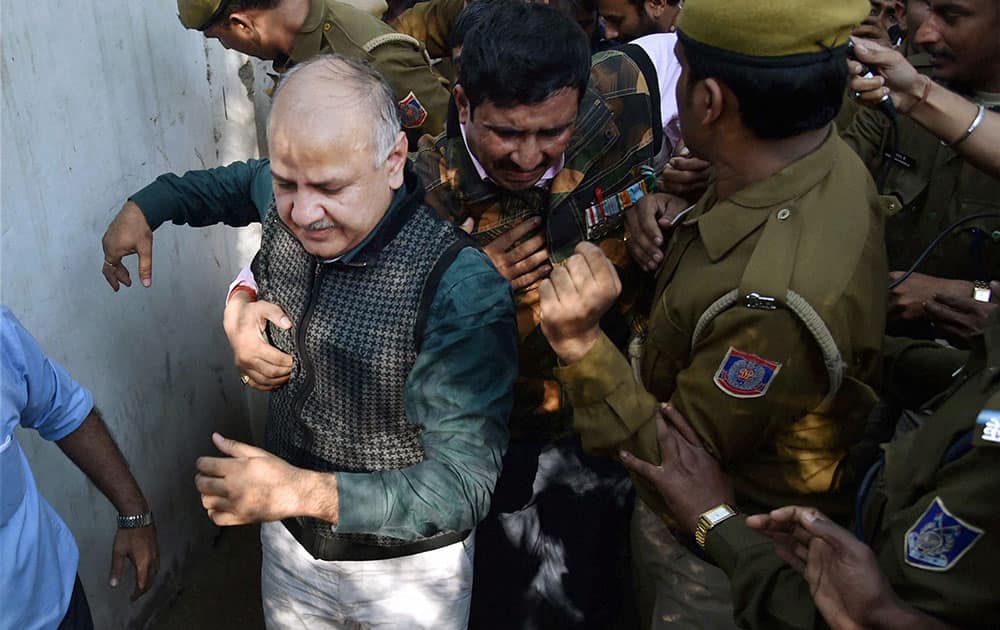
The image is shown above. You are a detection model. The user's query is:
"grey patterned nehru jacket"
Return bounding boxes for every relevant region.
[256,199,471,547]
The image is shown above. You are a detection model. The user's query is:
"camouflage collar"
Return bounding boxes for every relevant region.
[441,87,614,210]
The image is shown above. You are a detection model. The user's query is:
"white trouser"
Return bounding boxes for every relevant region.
[260,521,474,630]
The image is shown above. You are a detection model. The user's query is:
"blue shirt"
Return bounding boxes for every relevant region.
[1,307,94,630]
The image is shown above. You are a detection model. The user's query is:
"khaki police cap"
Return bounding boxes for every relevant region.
[177,0,225,30]
[677,0,869,58]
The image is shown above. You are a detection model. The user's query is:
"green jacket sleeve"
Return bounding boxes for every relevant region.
[130,158,273,230]
[335,248,517,539]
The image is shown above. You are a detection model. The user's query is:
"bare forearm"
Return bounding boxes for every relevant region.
[906,80,1000,178]
[57,409,148,515]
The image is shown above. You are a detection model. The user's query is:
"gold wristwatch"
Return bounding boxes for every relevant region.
[695,504,738,549]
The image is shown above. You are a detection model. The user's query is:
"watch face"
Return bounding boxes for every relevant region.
[704,505,735,524]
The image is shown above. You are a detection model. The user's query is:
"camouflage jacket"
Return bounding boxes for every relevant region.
[412,47,662,438]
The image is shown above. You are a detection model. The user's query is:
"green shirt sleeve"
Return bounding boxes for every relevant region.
[129,158,273,230]
[335,247,517,539]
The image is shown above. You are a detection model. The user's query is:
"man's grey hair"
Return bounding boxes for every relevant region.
[270,54,402,167]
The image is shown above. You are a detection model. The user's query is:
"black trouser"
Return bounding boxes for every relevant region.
[57,575,94,630]
[469,435,635,630]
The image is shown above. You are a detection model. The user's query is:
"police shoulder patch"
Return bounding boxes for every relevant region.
[974,408,1000,447]
[713,347,781,399]
[398,91,428,129]
[904,497,983,572]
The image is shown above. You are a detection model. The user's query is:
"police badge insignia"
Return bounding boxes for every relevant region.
[713,347,781,398]
[398,91,428,129]
[974,408,1000,447]
[904,497,982,572]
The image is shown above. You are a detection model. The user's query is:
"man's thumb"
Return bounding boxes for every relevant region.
[137,238,153,288]
[109,547,124,588]
[259,301,292,330]
[212,432,263,458]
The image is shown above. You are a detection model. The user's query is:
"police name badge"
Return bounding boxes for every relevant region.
[904,497,982,572]
[398,91,428,129]
[973,408,1000,448]
[713,347,781,399]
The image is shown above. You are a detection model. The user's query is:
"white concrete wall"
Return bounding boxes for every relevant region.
[2,2,266,627]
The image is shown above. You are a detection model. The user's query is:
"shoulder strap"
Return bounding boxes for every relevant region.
[690,207,846,409]
[362,32,422,54]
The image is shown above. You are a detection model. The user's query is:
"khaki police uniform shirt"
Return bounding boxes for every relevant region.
[554,131,888,520]
[704,317,1000,629]
[841,82,1000,282]
[280,0,450,143]
[388,0,464,60]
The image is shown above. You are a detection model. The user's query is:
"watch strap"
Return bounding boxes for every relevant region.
[117,511,154,529]
[695,503,737,549]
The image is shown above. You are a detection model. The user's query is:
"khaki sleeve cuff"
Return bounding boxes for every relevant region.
[704,515,773,577]
[554,332,658,450]
[554,332,637,405]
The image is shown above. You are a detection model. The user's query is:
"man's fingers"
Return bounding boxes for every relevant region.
[195,455,235,478]
[254,300,293,332]
[565,251,597,293]
[538,277,557,308]
[577,242,621,295]
[510,260,553,292]
[241,367,290,390]
[109,546,124,588]
[492,216,542,251]
[618,448,661,482]
[102,264,121,291]
[930,291,976,313]
[241,351,295,377]
[548,264,577,304]
[212,432,267,458]
[507,246,551,279]
[660,403,702,446]
[773,543,807,574]
[505,232,547,264]
[195,473,230,497]
[635,196,665,247]
[207,510,245,527]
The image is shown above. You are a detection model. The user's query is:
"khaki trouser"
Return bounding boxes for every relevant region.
[631,501,740,630]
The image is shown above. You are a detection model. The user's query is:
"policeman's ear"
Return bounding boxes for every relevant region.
[696,78,725,127]
[893,0,908,32]
[226,12,257,38]
[454,85,472,124]
[384,131,409,190]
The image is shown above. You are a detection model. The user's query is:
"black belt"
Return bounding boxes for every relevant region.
[282,518,470,561]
